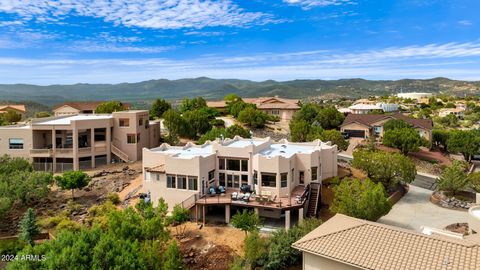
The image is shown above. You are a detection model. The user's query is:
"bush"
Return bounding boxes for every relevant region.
[107,192,121,205]
[330,178,392,221]
[244,231,267,269]
[470,172,480,193]
[231,209,261,235]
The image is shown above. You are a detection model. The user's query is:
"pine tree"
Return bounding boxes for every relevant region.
[19,208,39,246]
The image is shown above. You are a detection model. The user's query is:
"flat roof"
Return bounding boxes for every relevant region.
[153,144,214,159]
[226,139,265,148]
[259,143,317,158]
[33,114,112,126]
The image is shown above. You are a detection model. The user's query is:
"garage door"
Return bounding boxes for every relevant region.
[344,129,365,138]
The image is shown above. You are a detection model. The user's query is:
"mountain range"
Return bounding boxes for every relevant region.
[0,77,479,107]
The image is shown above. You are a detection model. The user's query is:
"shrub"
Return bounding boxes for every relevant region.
[330,178,392,221]
[107,192,121,205]
[469,172,480,193]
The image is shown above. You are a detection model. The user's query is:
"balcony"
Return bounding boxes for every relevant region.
[30,149,53,157]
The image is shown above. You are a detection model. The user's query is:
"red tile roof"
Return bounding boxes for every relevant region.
[341,113,433,130]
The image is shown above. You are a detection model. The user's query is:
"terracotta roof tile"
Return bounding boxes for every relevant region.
[0,105,26,113]
[53,101,131,111]
[293,214,480,270]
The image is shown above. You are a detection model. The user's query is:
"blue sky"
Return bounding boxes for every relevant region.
[0,0,479,84]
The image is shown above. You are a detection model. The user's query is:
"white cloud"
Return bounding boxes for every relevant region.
[458,20,472,26]
[69,41,175,53]
[1,42,480,84]
[283,0,356,9]
[0,0,277,29]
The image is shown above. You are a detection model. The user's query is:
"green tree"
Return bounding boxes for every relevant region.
[163,241,184,270]
[289,119,310,142]
[432,129,450,151]
[54,170,91,200]
[316,106,345,129]
[437,113,459,128]
[19,208,39,246]
[330,178,391,221]
[95,101,127,113]
[383,127,426,154]
[238,107,268,128]
[320,129,349,151]
[447,130,480,161]
[149,98,171,119]
[469,172,480,193]
[226,124,251,138]
[244,231,267,269]
[197,124,251,144]
[35,111,51,118]
[179,97,207,112]
[182,109,212,138]
[352,149,416,188]
[437,161,468,195]
[263,218,322,270]
[231,209,261,235]
[163,109,189,137]
[2,110,22,124]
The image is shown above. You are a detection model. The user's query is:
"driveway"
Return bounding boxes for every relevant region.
[343,137,364,156]
[378,185,469,232]
[216,116,235,128]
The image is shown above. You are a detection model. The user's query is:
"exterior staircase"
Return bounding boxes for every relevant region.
[111,143,129,163]
[307,182,321,218]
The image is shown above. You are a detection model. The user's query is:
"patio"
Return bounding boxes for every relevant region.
[195,185,308,211]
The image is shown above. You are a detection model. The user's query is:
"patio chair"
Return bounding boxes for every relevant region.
[243,193,251,202]
[209,187,216,196]
[240,184,252,193]
[231,192,238,200]
[218,185,226,194]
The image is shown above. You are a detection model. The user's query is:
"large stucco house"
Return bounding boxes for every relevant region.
[207,96,301,122]
[340,113,433,141]
[0,104,27,119]
[0,110,160,171]
[142,136,338,229]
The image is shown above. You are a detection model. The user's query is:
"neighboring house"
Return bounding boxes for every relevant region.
[347,104,383,114]
[142,137,338,229]
[376,103,398,112]
[0,104,26,119]
[52,101,131,117]
[438,107,465,118]
[340,113,433,141]
[396,92,433,102]
[207,96,301,122]
[0,110,160,171]
[293,214,480,270]
[353,98,377,105]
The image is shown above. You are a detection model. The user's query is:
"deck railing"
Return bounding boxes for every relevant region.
[180,193,200,209]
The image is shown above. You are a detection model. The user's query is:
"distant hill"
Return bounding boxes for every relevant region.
[0,77,479,106]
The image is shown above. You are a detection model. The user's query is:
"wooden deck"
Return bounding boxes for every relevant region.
[195,185,307,210]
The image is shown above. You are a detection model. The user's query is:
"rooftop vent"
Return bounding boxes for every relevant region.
[281,145,287,148]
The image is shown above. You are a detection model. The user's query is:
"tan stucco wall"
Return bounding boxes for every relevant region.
[303,252,361,270]
[0,127,33,159]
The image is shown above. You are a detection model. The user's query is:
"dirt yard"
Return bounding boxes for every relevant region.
[0,161,143,236]
[174,222,246,270]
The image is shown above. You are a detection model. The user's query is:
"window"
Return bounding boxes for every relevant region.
[139,117,143,126]
[227,159,240,171]
[156,174,160,181]
[241,159,248,172]
[188,176,198,191]
[253,170,258,185]
[177,175,187,189]
[281,173,288,188]
[119,118,129,127]
[9,138,24,149]
[261,173,276,188]
[167,175,176,188]
[127,134,137,144]
[219,158,225,170]
[311,167,318,181]
[219,173,226,186]
[271,110,280,115]
[137,133,141,143]
[227,174,233,187]
[233,175,240,188]
[241,175,248,186]
[208,170,215,180]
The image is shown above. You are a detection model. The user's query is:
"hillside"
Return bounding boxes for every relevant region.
[0,77,479,106]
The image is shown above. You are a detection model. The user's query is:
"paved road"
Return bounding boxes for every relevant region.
[378,185,469,232]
